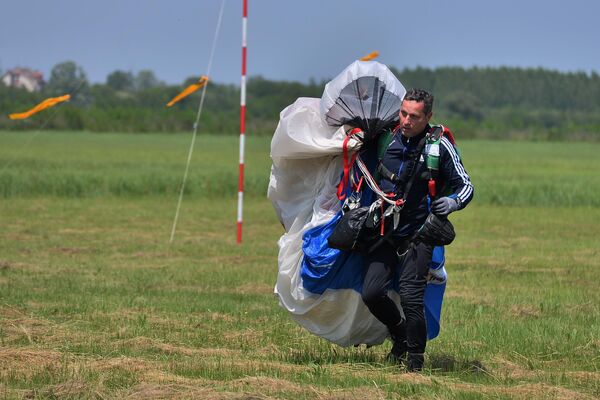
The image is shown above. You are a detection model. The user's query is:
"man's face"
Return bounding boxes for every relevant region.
[399,100,432,137]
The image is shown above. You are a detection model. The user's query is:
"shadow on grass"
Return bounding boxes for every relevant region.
[429,353,487,374]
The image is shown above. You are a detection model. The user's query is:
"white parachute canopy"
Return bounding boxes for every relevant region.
[267,61,418,347]
[269,97,393,347]
[269,60,407,231]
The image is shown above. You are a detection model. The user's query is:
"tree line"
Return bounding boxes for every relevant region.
[2,61,600,140]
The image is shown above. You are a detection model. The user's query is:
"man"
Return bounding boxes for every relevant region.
[360,88,474,371]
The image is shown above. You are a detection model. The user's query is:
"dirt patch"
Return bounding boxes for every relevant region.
[0,260,12,270]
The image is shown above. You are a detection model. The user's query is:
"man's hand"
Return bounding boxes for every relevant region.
[431,197,459,216]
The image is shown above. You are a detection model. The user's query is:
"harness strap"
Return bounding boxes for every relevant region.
[365,134,428,251]
[396,134,429,199]
[377,162,401,184]
[336,128,362,201]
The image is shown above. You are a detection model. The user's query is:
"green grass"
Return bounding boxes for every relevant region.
[2,131,600,206]
[0,131,271,198]
[0,131,599,399]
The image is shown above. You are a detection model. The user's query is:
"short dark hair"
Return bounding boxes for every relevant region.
[403,88,434,115]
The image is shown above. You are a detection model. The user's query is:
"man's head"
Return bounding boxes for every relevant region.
[399,88,433,137]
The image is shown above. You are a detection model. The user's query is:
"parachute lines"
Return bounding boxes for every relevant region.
[169,0,226,243]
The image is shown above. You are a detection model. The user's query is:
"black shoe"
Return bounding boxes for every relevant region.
[386,335,407,364]
[407,353,424,372]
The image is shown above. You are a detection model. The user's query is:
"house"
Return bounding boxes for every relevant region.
[1,67,45,92]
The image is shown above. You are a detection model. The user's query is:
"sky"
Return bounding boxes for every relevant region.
[1,0,599,85]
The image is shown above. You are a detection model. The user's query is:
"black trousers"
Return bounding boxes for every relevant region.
[361,240,433,354]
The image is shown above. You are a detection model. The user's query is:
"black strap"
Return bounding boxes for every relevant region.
[396,135,428,201]
[366,135,428,253]
[377,162,401,184]
[429,125,443,141]
[377,134,428,193]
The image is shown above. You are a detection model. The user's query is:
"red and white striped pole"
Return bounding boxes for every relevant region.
[237,0,248,244]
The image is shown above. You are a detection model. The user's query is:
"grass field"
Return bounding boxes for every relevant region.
[1,131,599,399]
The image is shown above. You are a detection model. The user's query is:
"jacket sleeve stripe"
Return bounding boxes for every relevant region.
[440,137,473,204]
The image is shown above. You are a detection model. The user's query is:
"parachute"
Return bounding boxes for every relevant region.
[268,61,447,347]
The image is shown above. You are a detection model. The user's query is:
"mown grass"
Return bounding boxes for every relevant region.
[0,131,599,399]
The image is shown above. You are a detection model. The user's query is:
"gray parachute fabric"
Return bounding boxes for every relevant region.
[321,60,406,136]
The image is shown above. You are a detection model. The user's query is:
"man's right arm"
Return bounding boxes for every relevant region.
[434,136,474,213]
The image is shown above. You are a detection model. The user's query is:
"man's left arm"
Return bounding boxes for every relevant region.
[430,136,474,216]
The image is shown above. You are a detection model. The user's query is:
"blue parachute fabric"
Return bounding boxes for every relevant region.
[300,211,364,294]
[300,215,446,340]
[300,146,378,295]
[424,246,446,339]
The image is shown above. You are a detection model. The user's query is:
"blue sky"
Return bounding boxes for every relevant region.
[1,0,598,85]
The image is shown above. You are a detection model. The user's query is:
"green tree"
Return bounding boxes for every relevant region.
[443,91,484,121]
[45,61,91,104]
[45,61,91,105]
[106,70,134,91]
[134,70,161,91]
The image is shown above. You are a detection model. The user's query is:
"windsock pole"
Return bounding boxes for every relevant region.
[237,0,248,244]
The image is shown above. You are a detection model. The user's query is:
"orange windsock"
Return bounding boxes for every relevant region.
[360,51,379,61]
[167,76,209,107]
[9,94,71,120]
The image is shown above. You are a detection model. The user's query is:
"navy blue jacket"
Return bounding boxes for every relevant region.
[378,127,474,238]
